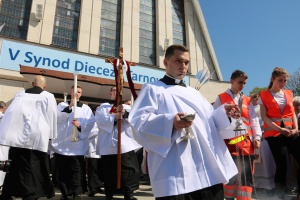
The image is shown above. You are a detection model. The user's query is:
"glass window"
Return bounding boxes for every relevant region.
[171,0,186,45]
[52,0,81,50]
[0,0,32,40]
[99,0,121,57]
[139,0,156,65]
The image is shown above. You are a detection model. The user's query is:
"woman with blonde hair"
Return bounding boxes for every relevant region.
[258,67,300,199]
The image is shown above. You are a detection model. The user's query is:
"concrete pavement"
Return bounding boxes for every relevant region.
[40,177,155,200]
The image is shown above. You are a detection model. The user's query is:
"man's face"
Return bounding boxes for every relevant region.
[71,87,82,100]
[293,102,300,114]
[0,107,6,113]
[110,87,117,100]
[164,50,190,80]
[230,77,247,92]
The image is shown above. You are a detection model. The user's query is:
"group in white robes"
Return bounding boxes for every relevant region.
[0,82,57,200]
[128,76,239,199]
[50,100,94,200]
[95,98,141,200]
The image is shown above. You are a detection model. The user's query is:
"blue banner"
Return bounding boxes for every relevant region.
[0,39,189,85]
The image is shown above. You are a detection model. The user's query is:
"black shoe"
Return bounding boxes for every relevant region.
[88,190,96,197]
[72,195,81,200]
[124,195,137,200]
[60,195,69,200]
[97,187,104,194]
[105,196,114,200]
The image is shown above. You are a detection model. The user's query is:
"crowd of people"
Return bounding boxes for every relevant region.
[0,44,299,200]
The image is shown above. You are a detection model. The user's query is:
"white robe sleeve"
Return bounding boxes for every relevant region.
[249,103,262,140]
[77,105,95,140]
[212,104,247,139]
[57,103,70,124]
[129,84,174,157]
[46,93,58,139]
[95,103,115,134]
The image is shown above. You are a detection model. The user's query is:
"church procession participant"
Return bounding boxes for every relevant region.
[128,44,240,200]
[0,101,8,187]
[213,70,262,200]
[50,85,95,200]
[95,86,141,200]
[259,67,300,200]
[86,105,104,197]
[0,76,57,200]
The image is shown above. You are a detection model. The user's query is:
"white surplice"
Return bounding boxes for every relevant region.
[95,103,141,156]
[86,123,100,158]
[50,102,94,155]
[128,82,238,198]
[0,91,57,153]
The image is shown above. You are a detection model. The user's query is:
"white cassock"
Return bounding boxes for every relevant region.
[0,91,57,152]
[128,82,238,198]
[0,112,9,186]
[86,123,100,158]
[50,102,94,155]
[253,139,276,190]
[95,103,141,156]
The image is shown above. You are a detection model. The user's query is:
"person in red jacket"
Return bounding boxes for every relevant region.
[259,67,300,200]
[214,70,262,200]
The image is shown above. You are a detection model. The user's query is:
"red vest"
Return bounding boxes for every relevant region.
[259,89,294,138]
[219,92,254,156]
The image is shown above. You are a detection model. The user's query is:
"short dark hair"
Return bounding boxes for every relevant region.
[0,101,6,109]
[230,70,248,80]
[165,44,189,59]
[110,86,116,92]
[71,85,82,89]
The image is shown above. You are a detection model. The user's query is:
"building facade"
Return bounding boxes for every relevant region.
[0,0,229,105]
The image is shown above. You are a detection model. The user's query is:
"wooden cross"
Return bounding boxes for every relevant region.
[105,47,135,189]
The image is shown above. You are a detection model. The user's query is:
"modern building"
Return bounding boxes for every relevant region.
[0,0,229,105]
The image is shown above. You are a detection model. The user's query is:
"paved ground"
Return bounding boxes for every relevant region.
[3,178,299,200]
[42,178,154,200]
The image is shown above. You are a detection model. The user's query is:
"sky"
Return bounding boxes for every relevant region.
[199,0,300,95]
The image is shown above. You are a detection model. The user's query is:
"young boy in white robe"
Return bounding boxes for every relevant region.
[50,85,95,200]
[0,75,57,200]
[129,44,239,200]
[95,86,141,200]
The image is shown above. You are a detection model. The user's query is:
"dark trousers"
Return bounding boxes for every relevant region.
[101,151,140,198]
[155,184,224,200]
[0,147,54,200]
[54,154,87,196]
[87,157,104,191]
[266,134,300,195]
